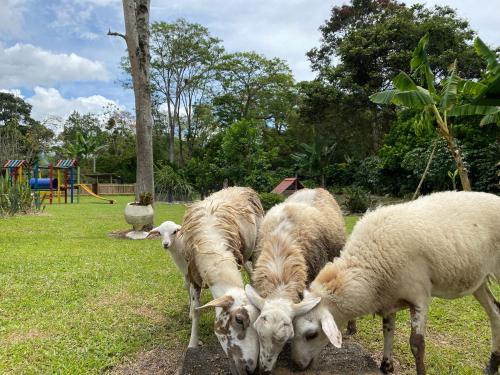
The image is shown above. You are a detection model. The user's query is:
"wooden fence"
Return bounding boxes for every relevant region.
[79,183,135,195]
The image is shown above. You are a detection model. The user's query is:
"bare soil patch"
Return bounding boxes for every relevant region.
[111,338,381,375]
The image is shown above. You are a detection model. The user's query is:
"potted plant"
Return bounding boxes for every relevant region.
[124,192,154,239]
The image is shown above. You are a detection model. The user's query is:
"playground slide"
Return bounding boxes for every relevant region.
[77,184,116,204]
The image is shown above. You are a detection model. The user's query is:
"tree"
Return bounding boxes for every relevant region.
[0,93,54,162]
[149,19,223,164]
[371,34,499,191]
[292,136,336,187]
[109,0,154,199]
[308,0,484,151]
[213,52,296,129]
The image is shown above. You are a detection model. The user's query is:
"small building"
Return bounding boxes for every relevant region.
[271,177,304,197]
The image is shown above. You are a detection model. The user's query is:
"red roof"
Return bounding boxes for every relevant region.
[271,177,304,194]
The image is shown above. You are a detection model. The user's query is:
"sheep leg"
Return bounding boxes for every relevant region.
[409,304,428,375]
[473,283,500,375]
[380,313,396,374]
[346,319,357,335]
[188,283,202,348]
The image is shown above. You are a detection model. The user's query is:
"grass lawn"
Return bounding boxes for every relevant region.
[0,197,495,374]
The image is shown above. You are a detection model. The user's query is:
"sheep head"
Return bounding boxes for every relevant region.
[291,290,342,370]
[198,288,260,375]
[245,285,321,373]
[148,221,181,249]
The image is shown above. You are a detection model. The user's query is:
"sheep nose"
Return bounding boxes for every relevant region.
[163,243,169,249]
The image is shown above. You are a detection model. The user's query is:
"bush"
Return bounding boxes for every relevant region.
[154,163,194,202]
[0,174,34,216]
[343,186,369,213]
[259,192,284,211]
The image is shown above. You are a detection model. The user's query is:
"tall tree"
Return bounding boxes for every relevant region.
[213,52,296,129]
[109,0,154,199]
[149,19,223,165]
[308,0,484,151]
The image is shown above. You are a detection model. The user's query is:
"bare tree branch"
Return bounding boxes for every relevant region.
[107,29,126,41]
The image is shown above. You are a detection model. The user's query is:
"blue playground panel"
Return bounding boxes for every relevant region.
[29,178,58,190]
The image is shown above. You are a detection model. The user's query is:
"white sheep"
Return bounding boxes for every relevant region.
[148,221,204,348]
[180,186,264,375]
[291,191,500,375]
[245,188,346,373]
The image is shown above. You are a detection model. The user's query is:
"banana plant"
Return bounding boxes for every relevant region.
[370,34,500,191]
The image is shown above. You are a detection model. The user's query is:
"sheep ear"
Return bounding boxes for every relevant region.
[293,296,321,317]
[320,311,342,348]
[197,295,234,311]
[146,228,160,238]
[245,284,264,310]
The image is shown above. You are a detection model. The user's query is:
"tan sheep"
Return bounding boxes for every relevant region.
[245,188,346,373]
[291,191,500,375]
[181,186,264,375]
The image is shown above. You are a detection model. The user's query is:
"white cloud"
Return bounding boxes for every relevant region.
[0,0,28,37]
[27,87,120,121]
[0,43,109,88]
[0,88,24,98]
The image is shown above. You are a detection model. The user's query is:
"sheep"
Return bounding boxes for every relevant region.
[291,191,500,375]
[245,188,346,373]
[148,220,204,348]
[180,186,264,375]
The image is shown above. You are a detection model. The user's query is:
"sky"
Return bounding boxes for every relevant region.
[0,0,498,122]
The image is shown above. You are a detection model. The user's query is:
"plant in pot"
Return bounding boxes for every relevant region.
[124,192,154,239]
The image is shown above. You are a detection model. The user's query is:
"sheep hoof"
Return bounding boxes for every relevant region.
[484,352,500,375]
[198,340,203,346]
[346,320,357,335]
[380,358,394,374]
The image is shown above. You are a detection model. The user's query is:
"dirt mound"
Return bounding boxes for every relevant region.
[110,339,381,375]
[181,339,381,375]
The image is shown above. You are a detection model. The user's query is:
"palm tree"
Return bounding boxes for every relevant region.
[62,132,106,172]
[292,136,336,187]
[371,35,500,191]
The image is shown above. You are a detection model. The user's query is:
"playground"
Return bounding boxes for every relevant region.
[0,196,497,374]
[2,159,116,206]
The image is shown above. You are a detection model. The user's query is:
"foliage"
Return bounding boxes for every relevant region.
[258,192,285,211]
[292,135,336,186]
[137,192,153,206]
[0,173,34,216]
[342,186,369,213]
[154,163,194,201]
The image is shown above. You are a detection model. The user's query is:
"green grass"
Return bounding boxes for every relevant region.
[0,198,495,374]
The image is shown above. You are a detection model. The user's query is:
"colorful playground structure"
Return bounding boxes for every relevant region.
[2,159,115,204]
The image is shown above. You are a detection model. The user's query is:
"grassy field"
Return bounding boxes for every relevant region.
[0,197,495,374]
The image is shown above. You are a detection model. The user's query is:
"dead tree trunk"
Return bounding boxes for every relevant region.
[109,0,154,200]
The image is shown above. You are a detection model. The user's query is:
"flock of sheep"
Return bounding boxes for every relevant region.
[148,187,500,375]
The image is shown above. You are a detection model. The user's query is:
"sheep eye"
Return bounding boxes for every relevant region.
[173,229,178,234]
[235,316,244,325]
[305,331,319,341]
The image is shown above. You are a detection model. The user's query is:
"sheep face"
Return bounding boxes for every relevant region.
[253,301,294,373]
[148,221,181,249]
[245,285,322,373]
[291,295,342,370]
[198,290,260,375]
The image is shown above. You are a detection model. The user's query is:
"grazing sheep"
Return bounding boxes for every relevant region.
[291,191,500,375]
[245,188,346,373]
[181,187,264,375]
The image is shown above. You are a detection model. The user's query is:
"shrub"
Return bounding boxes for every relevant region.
[343,186,369,213]
[259,192,285,211]
[0,174,34,216]
[154,163,194,202]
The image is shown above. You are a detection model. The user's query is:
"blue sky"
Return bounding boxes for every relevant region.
[0,0,498,122]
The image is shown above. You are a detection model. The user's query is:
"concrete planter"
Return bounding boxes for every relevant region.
[124,202,154,240]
